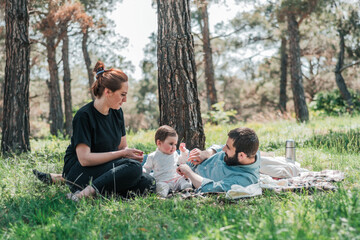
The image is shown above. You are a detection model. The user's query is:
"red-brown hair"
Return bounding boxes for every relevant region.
[91,61,128,97]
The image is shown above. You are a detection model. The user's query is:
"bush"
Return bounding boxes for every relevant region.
[310,89,360,116]
[202,101,237,125]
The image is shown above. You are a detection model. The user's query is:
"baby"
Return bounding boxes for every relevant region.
[143,125,192,197]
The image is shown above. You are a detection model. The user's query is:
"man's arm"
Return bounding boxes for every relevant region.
[187,148,216,165]
[177,164,255,192]
[177,164,235,192]
[177,164,203,188]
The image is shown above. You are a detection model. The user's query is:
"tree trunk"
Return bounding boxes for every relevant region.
[305,60,317,101]
[82,28,95,100]
[46,35,64,135]
[157,0,205,149]
[199,0,217,110]
[279,37,287,112]
[62,30,73,136]
[287,13,309,122]
[2,0,30,154]
[335,30,353,112]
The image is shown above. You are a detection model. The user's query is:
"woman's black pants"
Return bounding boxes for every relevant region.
[63,158,155,197]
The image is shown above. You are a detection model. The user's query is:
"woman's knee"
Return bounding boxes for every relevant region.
[113,159,142,180]
[124,159,142,173]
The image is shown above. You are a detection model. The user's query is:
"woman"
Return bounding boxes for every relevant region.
[34,61,155,200]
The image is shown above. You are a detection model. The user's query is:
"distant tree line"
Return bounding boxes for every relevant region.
[138,0,359,128]
[1,0,359,154]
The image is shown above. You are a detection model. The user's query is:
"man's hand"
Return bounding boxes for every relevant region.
[176,164,193,178]
[121,148,144,162]
[177,164,203,189]
[187,148,215,165]
[187,148,203,165]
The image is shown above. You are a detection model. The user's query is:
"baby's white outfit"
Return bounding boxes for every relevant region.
[143,149,192,197]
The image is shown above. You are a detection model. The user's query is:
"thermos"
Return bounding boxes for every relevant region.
[285,139,296,163]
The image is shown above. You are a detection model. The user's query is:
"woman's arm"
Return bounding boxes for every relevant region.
[118,135,144,162]
[118,136,128,150]
[76,143,143,167]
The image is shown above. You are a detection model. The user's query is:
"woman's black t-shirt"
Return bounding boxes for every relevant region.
[63,101,126,175]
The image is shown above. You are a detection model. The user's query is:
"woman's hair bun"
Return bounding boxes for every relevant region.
[93,61,105,76]
[91,60,127,98]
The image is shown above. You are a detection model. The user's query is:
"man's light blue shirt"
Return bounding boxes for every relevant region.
[191,145,260,193]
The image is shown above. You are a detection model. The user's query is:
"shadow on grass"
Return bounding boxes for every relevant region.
[0,192,78,229]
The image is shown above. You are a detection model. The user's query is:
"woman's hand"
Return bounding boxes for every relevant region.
[120,148,144,162]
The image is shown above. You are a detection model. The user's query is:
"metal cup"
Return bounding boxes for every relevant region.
[285,139,296,163]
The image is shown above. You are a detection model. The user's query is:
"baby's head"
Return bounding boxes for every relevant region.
[155,125,178,155]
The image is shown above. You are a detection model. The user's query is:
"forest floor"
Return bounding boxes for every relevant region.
[1,115,360,239]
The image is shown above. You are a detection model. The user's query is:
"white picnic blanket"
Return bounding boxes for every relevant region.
[226,157,345,200]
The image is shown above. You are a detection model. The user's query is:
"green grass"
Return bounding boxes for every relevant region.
[1,115,360,239]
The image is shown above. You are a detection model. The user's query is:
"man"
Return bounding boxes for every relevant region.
[177,127,260,193]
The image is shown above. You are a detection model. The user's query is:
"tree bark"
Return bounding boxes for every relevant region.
[2,0,31,154]
[62,29,73,136]
[335,30,353,112]
[82,28,95,100]
[199,0,217,110]
[279,37,287,112]
[157,0,205,149]
[287,13,309,122]
[46,35,64,135]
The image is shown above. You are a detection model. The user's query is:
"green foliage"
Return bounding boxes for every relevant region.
[310,89,360,116]
[134,32,159,129]
[202,101,237,125]
[304,129,360,154]
[1,116,360,239]
[131,142,156,155]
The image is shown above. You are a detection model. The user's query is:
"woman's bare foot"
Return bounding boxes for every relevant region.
[67,185,96,201]
[50,173,65,184]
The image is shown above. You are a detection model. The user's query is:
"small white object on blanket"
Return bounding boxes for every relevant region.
[226,175,288,199]
[226,183,262,199]
[260,174,288,188]
[260,156,307,178]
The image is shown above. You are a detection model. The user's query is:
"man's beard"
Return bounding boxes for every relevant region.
[224,152,240,166]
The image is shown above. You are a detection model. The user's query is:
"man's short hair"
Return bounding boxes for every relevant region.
[228,127,259,157]
[155,125,177,143]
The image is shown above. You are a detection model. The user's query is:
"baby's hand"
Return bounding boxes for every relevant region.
[179,143,187,152]
[178,143,189,165]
